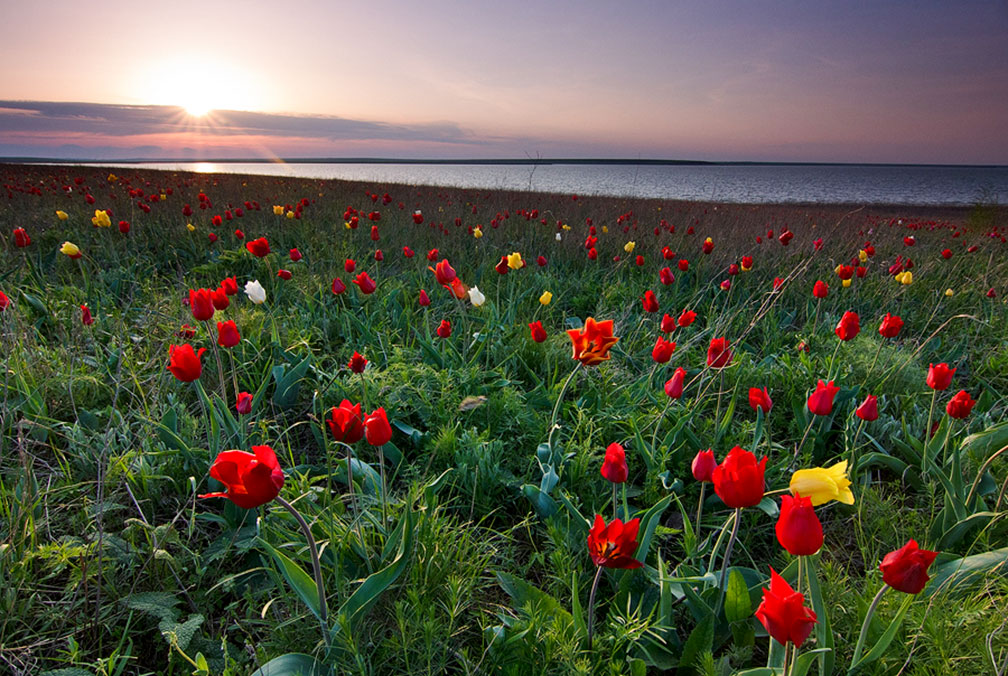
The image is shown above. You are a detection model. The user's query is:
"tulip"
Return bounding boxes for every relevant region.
[434,259,457,285]
[789,460,854,506]
[807,380,839,415]
[855,394,879,421]
[189,288,215,321]
[80,304,94,326]
[754,568,817,647]
[60,241,82,259]
[244,280,266,305]
[529,321,547,343]
[352,272,376,295]
[748,387,773,413]
[600,442,628,483]
[623,241,635,254]
[665,367,687,399]
[678,259,689,271]
[537,255,547,266]
[702,237,714,254]
[403,246,415,258]
[651,336,676,364]
[235,391,253,414]
[641,290,659,313]
[167,344,205,382]
[14,227,31,247]
[289,248,302,262]
[468,286,486,307]
[0,290,9,312]
[712,446,766,508]
[879,540,939,594]
[437,319,452,339]
[691,449,716,482]
[659,267,675,285]
[364,408,392,446]
[879,313,903,338]
[945,390,976,419]
[775,494,823,555]
[345,258,356,273]
[587,515,642,569]
[507,252,523,270]
[567,317,619,366]
[199,445,284,509]
[706,337,732,369]
[217,320,240,348]
[418,289,431,307]
[327,400,364,444]
[660,313,676,333]
[926,363,955,390]
[221,276,239,295]
[245,237,271,257]
[539,291,552,305]
[348,351,367,374]
[812,280,828,299]
[835,310,860,341]
[678,310,697,327]
[91,209,111,228]
[55,210,68,221]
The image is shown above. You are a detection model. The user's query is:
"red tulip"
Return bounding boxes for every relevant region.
[403,246,415,258]
[529,320,547,343]
[80,304,94,326]
[926,363,955,391]
[0,290,9,312]
[211,288,230,310]
[567,317,619,366]
[426,248,439,261]
[773,277,784,290]
[719,279,732,291]
[374,249,384,262]
[344,258,357,273]
[665,367,687,399]
[812,280,828,299]
[946,390,976,419]
[648,336,674,364]
[370,225,380,241]
[418,289,431,307]
[691,449,716,482]
[855,394,879,421]
[748,387,773,413]
[217,320,240,348]
[712,446,766,508]
[537,255,547,267]
[245,237,270,257]
[807,380,840,416]
[659,267,675,285]
[879,539,938,594]
[702,238,714,254]
[436,319,452,338]
[220,276,238,296]
[495,256,509,275]
[328,400,364,444]
[678,310,697,327]
[778,230,794,246]
[235,391,252,414]
[167,344,205,382]
[640,290,658,313]
[208,233,218,243]
[706,337,732,369]
[352,272,376,294]
[189,288,215,322]
[879,313,903,338]
[677,259,689,272]
[660,313,677,333]
[364,407,392,446]
[289,248,302,262]
[775,494,823,555]
[348,351,367,374]
[941,248,952,259]
[434,259,457,285]
[331,277,346,295]
[835,310,860,341]
[587,515,642,569]
[199,445,284,509]
[600,442,628,483]
[277,269,292,280]
[754,568,817,647]
[118,220,130,234]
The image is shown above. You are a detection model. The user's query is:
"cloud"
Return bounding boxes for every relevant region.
[0,100,491,158]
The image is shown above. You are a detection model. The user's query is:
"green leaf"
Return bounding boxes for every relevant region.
[959,420,1008,460]
[677,614,714,675]
[337,508,415,630]
[272,355,311,409]
[571,571,586,640]
[633,493,674,566]
[249,653,328,676]
[789,648,832,676]
[804,556,834,676]
[496,571,573,624]
[935,511,997,550]
[258,538,322,621]
[925,546,1008,597]
[847,594,912,675]
[724,568,752,623]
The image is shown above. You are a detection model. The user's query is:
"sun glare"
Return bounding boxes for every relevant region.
[136,56,261,116]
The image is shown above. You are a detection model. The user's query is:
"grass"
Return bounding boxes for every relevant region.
[0,162,1006,675]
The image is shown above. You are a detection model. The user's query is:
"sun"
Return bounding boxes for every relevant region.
[136,55,262,116]
[183,101,211,118]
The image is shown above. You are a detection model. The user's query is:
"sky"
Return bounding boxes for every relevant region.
[1,0,1006,163]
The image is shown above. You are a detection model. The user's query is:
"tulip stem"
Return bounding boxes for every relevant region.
[863,340,884,387]
[622,484,630,523]
[377,444,388,526]
[274,495,329,641]
[849,418,866,479]
[611,483,617,521]
[695,483,706,533]
[586,565,604,650]
[715,507,741,616]
[826,339,843,382]
[209,339,227,403]
[792,417,816,469]
[713,371,725,434]
[547,363,582,460]
[923,390,937,477]
[851,585,887,667]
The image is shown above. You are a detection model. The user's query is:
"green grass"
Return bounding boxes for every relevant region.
[0,163,1006,675]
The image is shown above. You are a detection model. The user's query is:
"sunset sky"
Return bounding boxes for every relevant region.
[1,0,1006,163]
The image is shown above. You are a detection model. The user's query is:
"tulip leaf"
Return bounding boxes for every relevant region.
[846,595,912,675]
[496,572,573,624]
[736,669,779,676]
[337,508,415,630]
[925,546,1008,597]
[804,555,834,676]
[959,420,1008,460]
[571,571,586,640]
[556,490,591,538]
[272,355,311,409]
[522,483,558,518]
[724,568,751,623]
[756,497,779,519]
[249,653,328,676]
[633,493,674,567]
[677,614,714,675]
[789,648,832,676]
[258,538,322,622]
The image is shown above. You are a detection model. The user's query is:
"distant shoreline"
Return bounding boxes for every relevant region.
[3,157,1006,169]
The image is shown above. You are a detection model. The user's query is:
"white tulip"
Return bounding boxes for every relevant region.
[468,286,486,307]
[555,233,562,241]
[244,279,266,305]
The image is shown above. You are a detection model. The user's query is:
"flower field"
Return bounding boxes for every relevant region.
[1,163,1007,675]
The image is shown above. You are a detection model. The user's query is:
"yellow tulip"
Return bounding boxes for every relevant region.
[91,209,111,228]
[790,460,854,506]
[344,221,353,230]
[59,241,81,258]
[562,224,571,231]
[507,252,523,270]
[539,291,552,305]
[601,226,608,233]
[187,223,196,232]
[55,210,68,221]
[285,210,295,219]
[273,205,284,215]
[624,241,636,254]
[858,249,868,262]
[160,193,167,201]
[901,271,913,285]
[945,288,954,297]
[107,173,117,182]
[473,226,483,239]
[842,279,852,288]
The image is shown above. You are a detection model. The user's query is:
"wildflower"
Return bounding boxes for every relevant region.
[775,494,823,556]
[245,237,271,257]
[235,391,252,414]
[539,291,552,305]
[652,336,676,364]
[665,367,687,399]
[706,337,732,369]
[217,320,240,348]
[754,569,817,647]
[879,540,939,594]
[352,272,377,295]
[926,363,955,391]
[507,252,523,270]
[748,387,773,413]
[60,241,82,258]
[807,380,840,416]
[364,408,392,446]
[691,449,716,482]
[587,515,642,569]
[641,290,659,313]
[789,460,853,506]
[437,319,452,338]
[945,390,976,419]
[167,344,205,382]
[199,445,284,509]
[600,442,628,483]
[712,446,766,508]
[855,395,879,421]
[835,311,860,341]
[468,286,486,307]
[567,317,619,366]
[529,321,547,343]
[327,400,364,444]
[879,313,903,338]
[244,280,266,305]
